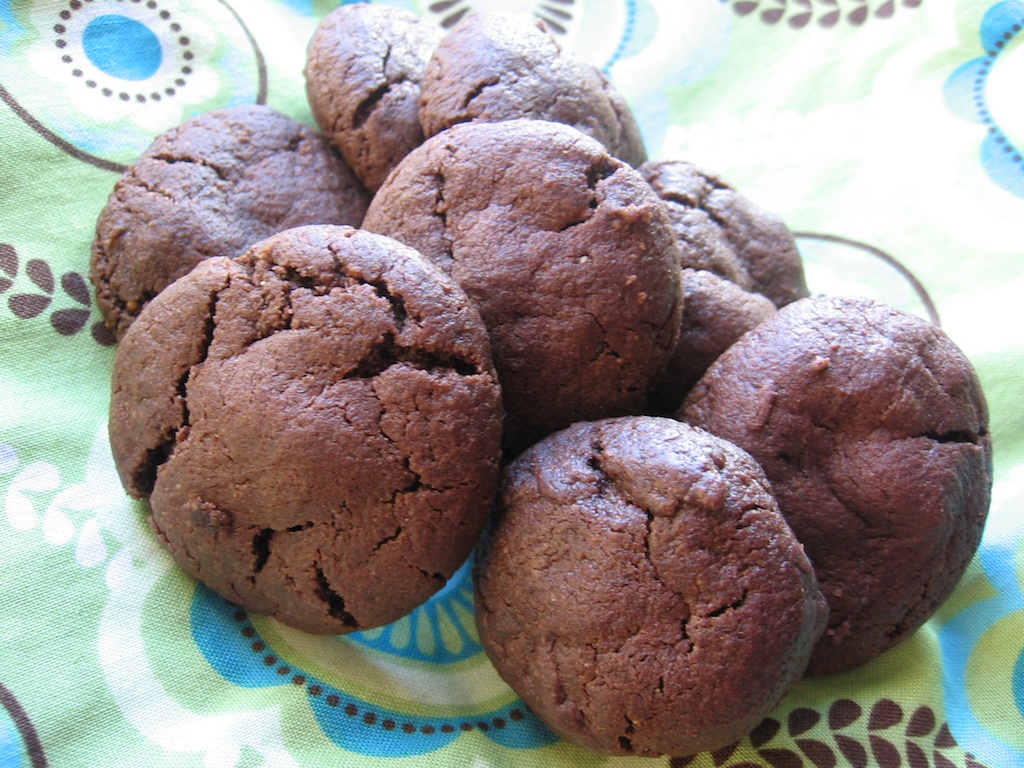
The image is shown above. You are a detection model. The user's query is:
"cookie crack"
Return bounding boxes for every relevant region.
[389,460,428,503]
[352,79,394,129]
[131,173,180,204]
[150,151,231,183]
[586,158,617,193]
[585,311,623,364]
[133,280,219,496]
[348,331,479,379]
[363,276,408,329]
[654,188,700,210]
[252,527,274,574]
[460,75,501,115]
[323,243,413,330]
[586,437,609,495]
[700,200,732,233]
[271,263,335,296]
[707,588,748,618]
[315,565,358,628]
[432,165,456,266]
[557,160,615,232]
[415,567,448,589]
[920,427,983,446]
[619,717,636,753]
[373,525,403,552]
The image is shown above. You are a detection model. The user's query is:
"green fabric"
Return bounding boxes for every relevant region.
[1,0,1022,766]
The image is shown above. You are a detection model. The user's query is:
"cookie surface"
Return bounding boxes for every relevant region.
[647,268,776,414]
[305,3,443,193]
[680,295,992,674]
[91,104,369,339]
[363,119,682,454]
[418,13,647,167]
[475,416,828,757]
[109,225,502,634]
[640,160,807,308]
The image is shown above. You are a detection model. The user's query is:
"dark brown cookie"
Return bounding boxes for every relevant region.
[362,119,683,455]
[475,416,828,757]
[640,160,807,307]
[680,296,992,674]
[418,13,647,167]
[647,268,776,415]
[305,3,443,193]
[91,104,369,340]
[109,225,502,634]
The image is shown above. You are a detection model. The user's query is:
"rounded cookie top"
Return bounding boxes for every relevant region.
[109,225,502,634]
[475,416,828,757]
[680,295,992,674]
[91,104,370,340]
[647,268,776,415]
[363,119,682,454]
[418,13,647,167]
[305,3,443,193]
[640,159,807,308]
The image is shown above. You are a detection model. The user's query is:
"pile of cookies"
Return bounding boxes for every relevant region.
[93,5,992,759]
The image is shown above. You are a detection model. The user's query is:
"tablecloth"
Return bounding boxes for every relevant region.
[1,0,1022,766]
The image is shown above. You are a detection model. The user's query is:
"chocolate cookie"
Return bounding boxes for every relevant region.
[418,13,647,167]
[680,296,992,674]
[363,119,683,454]
[305,4,443,193]
[647,268,776,415]
[475,416,828,757]
[91,104,369,339]
[109,225,503,634]
[640,160,807,307]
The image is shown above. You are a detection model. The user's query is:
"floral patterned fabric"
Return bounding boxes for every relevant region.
[1,0,1022,766]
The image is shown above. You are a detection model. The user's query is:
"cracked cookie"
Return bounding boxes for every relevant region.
[418,13,647,168]
[474,416,828,757]
[91,104,370,340]
[640,160,808,308]
[305,3,443,193]
[363,119,683,455]
[646,268,776,415]
[108,224,503,634]
[680,295,992,674]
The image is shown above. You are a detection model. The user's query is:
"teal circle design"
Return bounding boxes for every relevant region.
[346,556,480,663]
[82,15,163,81]
[938,521,1024,767]
[943,0,1024,197]
[0,713,24,767]
[0,684,45,767]
[190,583,558,757]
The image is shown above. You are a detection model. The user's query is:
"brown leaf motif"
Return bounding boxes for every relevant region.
[0,241,114,345]
[724,0,923,27]
[869,699,905,731]
[426,1,577,35]
[828,699,862,731]
[788,708,821,737]
[666,698,992,768]
[870,734,902,767]
[907,706,937,738]
[795,739,836,768]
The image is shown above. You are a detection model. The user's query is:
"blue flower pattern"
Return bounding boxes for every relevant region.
[944,0,1024,197]
[190,557,559,757]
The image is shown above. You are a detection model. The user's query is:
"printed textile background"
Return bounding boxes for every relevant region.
[1,0,1023,766]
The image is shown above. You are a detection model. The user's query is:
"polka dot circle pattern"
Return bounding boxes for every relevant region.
[944,0,1024,197]
[53,0,194,104]
[0,0,267,171]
